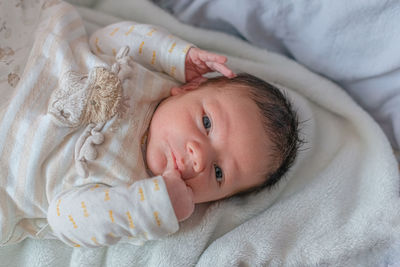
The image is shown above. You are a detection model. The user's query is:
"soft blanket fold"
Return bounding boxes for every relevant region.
[0,0,399,266]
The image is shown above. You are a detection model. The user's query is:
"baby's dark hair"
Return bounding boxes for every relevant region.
[202,73,301,194]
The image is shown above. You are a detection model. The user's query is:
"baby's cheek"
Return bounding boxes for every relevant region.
[187,177,218,204]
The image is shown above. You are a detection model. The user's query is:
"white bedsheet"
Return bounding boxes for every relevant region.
[0,0,399,266]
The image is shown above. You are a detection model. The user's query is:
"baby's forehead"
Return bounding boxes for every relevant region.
[201,81,252,97]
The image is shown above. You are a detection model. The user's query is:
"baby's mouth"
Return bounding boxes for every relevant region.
[170,149,183,177]
[171,151,178,170]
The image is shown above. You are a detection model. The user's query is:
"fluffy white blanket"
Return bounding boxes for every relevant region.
[0,0,399,266]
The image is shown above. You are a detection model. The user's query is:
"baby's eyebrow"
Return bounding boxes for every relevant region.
[210,99,229,139]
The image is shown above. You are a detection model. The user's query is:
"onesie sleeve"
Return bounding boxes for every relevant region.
[47,176,179,247]
[89,21,193,83]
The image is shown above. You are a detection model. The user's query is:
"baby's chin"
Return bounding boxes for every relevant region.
[146,150,167,177]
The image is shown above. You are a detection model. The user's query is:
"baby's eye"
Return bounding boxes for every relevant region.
[202,115,211,132]
[214,164,223,183]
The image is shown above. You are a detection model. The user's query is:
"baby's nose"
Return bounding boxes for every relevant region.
[186,141,206,173]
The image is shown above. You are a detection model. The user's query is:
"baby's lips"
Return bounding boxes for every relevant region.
[170,148,185,178]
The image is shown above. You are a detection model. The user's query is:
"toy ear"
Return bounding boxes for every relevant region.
[48,70,88,127]
[170,76,208,96]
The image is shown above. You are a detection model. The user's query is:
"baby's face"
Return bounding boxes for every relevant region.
[146,84,273,203]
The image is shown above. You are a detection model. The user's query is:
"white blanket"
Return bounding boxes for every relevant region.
[0,0,399,266]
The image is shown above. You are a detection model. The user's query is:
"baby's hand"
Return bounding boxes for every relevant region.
[162,168,194,222]
[185,47,235,82]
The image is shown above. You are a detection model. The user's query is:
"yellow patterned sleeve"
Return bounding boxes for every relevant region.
[88,21,193,83]
[47,177,179,248]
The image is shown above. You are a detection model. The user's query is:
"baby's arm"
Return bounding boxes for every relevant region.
[47,177,179,247]
[89,21,191,83]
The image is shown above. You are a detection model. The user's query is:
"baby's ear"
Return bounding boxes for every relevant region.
[170,76,208,96]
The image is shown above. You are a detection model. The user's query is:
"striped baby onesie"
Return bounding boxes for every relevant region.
[47,21,193,247]
[0,1,192,247]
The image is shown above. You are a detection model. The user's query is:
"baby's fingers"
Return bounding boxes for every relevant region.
[196,49,227,64]
[205,61,236,78]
